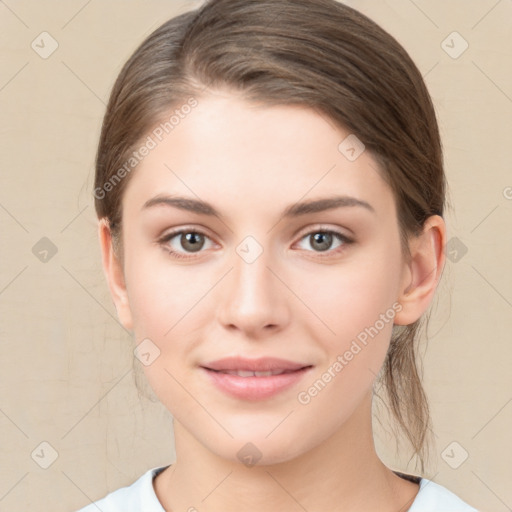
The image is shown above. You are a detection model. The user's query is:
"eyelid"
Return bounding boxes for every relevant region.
[294,223,353,241]
[159,224,215,241]
[159,227,216,243]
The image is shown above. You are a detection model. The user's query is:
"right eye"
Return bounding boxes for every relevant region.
[158,229,216,260]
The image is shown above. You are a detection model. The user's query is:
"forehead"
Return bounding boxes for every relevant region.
[121,92,396,221]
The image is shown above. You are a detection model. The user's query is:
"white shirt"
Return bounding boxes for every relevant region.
[75,465,479,512]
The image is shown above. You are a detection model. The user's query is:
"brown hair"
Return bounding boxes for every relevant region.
[94,0,446,474]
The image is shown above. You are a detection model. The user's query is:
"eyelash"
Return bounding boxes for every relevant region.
[157,226,354,261]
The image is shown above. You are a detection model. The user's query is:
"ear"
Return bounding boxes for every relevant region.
[98,218,133,331]
[394,215,446,326]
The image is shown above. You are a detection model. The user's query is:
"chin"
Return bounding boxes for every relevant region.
[206,431,309,469]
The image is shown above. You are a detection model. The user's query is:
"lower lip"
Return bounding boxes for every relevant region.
[201,367,313,401]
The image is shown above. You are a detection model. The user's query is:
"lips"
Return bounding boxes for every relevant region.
[200,356,313,400]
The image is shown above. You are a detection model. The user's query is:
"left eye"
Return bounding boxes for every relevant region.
[295,230,352,255]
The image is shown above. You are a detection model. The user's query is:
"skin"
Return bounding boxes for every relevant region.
[99,89,446,512]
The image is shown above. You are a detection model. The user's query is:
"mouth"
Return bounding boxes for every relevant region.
[200,363,314,400]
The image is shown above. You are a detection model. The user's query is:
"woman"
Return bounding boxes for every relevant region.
[77,0,478,510]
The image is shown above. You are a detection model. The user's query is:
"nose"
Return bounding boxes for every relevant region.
[216,245,290,338]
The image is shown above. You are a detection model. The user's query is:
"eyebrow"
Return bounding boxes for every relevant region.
[141,194,375,218]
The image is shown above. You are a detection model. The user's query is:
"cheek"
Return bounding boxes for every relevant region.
[123,251,215,395]
[124,259,202,415]
[293,261,400,424]
[299,252,402,343]
[124,246,206,335]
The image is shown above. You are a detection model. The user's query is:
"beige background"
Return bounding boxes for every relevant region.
[0,1,510,510]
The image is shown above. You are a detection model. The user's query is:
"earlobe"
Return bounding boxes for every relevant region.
[394,215,446,326]
[98,218,133,331]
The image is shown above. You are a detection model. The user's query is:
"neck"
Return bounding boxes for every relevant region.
[154,390,419,512]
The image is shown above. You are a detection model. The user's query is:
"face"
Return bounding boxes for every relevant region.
[112,90,414,465]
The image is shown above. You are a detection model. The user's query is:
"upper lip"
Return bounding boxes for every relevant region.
[201,357,312,372]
